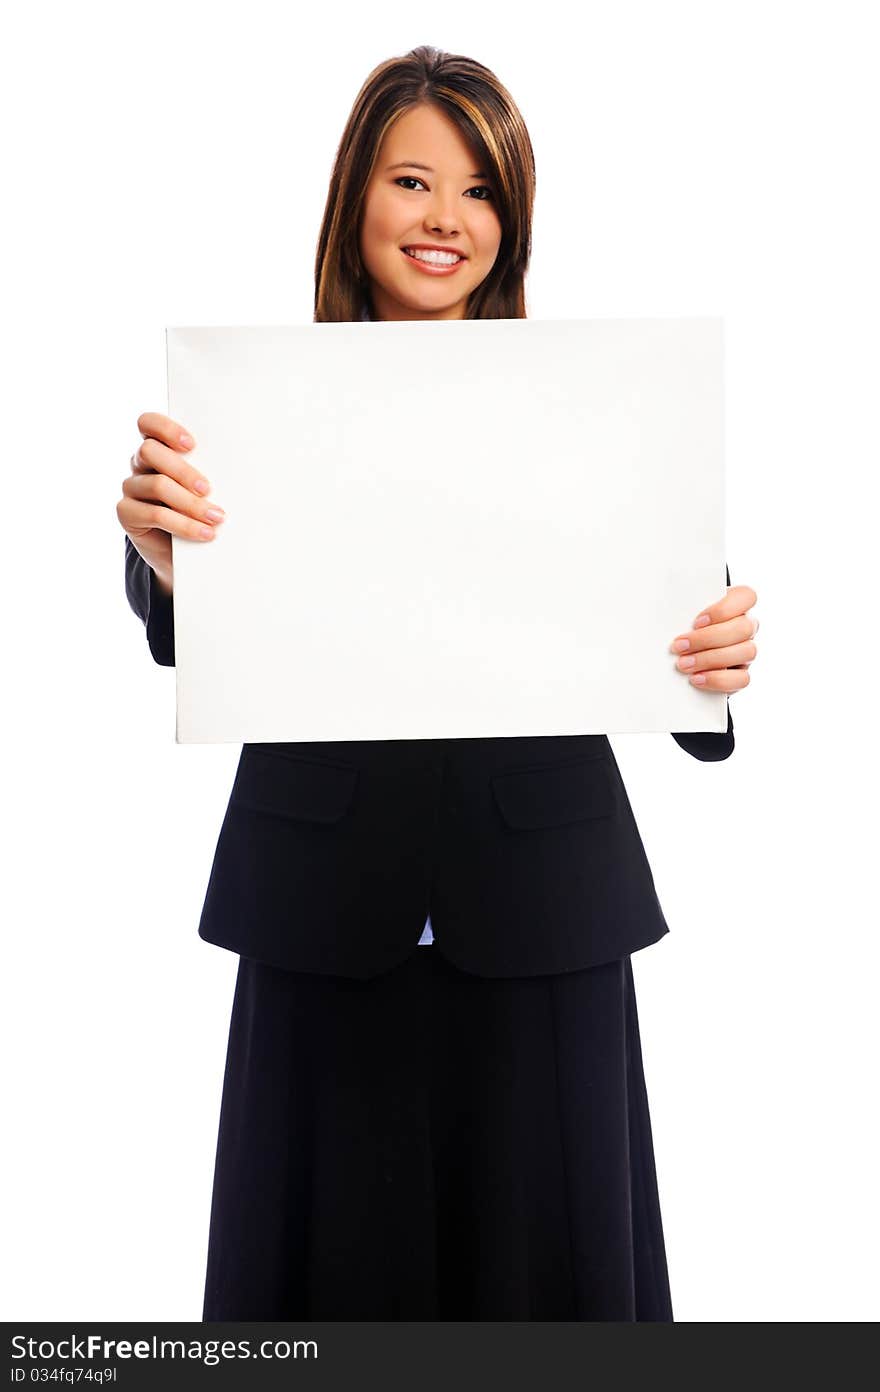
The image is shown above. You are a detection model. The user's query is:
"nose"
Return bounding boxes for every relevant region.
[424,190,462,236]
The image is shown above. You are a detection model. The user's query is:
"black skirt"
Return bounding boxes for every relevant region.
[201,943,673,1321]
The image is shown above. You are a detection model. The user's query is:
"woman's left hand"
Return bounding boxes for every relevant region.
[669,584,758,692]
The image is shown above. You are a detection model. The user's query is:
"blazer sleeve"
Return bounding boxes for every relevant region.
[670,563,735,761]
[124,534,176,667]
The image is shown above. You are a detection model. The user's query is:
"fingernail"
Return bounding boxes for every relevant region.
[673,638,690,652]
[694,614,711,628]
[205,507,225,521]
[678,655,696,668]
[179,432,194,449]
[194,479,211,495]
[690,674,707,684]
[199,525,214,538]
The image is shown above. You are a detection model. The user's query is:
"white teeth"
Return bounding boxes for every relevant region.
[404,247,462,265]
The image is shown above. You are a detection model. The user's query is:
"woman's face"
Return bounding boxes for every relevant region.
[358,103,503,321]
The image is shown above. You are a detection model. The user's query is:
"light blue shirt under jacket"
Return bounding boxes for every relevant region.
[360,298,434,947]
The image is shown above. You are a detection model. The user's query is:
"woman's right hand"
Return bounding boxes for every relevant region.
[116,413,226,594]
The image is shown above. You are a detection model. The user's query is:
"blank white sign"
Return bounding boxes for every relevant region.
[166,318,727,745]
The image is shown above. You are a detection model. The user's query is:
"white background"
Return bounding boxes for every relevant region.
[3,0,877,1322]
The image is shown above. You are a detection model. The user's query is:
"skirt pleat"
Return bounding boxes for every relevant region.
[201,944,673,1321]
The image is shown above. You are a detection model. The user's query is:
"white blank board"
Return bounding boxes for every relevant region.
[166,318,727,744]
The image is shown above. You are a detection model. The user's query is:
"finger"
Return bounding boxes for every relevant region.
[136,411,196,452]
[670,612,756,655]
[692,583,758,629]
[687,667,751,693]
[116,493,220,543]
[130,434,213,500]
[122,469,226,529]
[673,638,757,674]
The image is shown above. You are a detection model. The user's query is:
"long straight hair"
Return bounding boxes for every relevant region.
[314,45,536,322]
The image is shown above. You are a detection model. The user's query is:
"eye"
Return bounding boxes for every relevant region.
[394,176,493,201]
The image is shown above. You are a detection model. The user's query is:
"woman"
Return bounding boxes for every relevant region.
[117,45,758,1320]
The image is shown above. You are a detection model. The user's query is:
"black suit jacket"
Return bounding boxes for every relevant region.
[124,537,734,978]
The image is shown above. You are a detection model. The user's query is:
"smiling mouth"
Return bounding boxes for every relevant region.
[402,247,466,264]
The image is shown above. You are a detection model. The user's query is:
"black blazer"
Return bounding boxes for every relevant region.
[125,538,734,978]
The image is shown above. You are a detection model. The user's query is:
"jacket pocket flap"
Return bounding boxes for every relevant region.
[232,749,358,824]
[491,755,615,830]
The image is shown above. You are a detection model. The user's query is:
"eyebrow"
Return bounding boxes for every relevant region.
[385,161,488,178]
